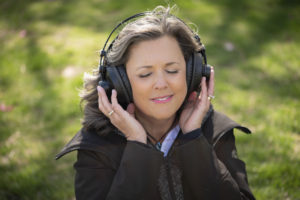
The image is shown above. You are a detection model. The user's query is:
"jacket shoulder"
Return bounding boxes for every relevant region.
[203,110,251,146]
[55,129,126,160]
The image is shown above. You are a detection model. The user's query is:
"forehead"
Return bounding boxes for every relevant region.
[126,35,185,69]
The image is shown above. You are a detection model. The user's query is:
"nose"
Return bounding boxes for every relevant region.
[154,73,168,90]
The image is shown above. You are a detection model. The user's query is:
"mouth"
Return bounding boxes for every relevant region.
[151,95,173,103]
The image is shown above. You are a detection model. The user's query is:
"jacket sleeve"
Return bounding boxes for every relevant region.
[214,130,255,200]
[74,140,164,200]
[173,128,255,200]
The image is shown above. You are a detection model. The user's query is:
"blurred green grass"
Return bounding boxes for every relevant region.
[0,0,299,199]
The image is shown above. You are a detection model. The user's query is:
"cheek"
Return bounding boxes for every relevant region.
[129,77,150,101]
[179,85,188,104]
[174,73,187,97]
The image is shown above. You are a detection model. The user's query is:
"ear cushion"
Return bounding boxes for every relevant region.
[106,65,132,109]
[186,52,203,95]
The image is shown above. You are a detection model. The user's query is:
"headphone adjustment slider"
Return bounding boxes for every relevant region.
[194,35,201,44]
[100,50,107,57]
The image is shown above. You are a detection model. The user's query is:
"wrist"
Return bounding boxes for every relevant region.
[127,134,147,144]
[182,127,200,135]
[182,118,203,134]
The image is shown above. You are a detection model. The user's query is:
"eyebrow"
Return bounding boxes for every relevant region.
[136,62,179,71]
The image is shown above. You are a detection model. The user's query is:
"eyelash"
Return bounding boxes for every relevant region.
[167,70,178,74]
[138,70,178,78]
[139,73,151,78]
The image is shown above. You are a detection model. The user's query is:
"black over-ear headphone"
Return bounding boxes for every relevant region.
[98,12,211,109]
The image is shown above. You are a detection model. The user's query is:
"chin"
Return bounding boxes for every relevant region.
[135,102,182,121]
[149,110,177,121]
[153,115,174,120]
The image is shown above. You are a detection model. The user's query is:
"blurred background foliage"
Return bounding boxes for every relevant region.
[0,0,299,199]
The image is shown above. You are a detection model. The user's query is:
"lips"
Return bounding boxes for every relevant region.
[151,95,173,103]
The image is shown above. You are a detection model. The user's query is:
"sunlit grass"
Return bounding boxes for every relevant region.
[0,0,299,199]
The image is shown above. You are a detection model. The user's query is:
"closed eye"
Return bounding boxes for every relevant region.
[139,73,152,78]
[166,70,178,74]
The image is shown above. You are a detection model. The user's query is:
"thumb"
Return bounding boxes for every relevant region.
[126,103,135,116]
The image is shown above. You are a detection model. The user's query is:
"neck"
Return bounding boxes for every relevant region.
[135,110,177,144]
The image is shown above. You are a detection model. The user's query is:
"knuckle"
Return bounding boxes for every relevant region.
[112,104,121,111]
[110,117,116,123]
[110,117,120,125]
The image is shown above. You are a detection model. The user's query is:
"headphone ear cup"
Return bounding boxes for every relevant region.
[186,52,203,95]
[98,79,112,99]
[186,53,193,94]
[106,65,132,109]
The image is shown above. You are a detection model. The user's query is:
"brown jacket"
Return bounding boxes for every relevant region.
[56,110,255,200]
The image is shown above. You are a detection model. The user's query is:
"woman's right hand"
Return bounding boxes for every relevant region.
[97,86,147,144]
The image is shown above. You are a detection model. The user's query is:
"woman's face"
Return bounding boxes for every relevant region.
[126,35,187,121]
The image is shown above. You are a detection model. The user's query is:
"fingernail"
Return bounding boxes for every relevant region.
[97,86,101,92]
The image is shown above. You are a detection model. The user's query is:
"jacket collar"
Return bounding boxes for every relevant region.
[204,109,251,146]
[55,108,251,160]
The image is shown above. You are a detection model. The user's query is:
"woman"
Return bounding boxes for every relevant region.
[56,6,255,200]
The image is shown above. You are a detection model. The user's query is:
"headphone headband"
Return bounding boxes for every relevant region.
[99,11,206,72]
[100,12,147,68]
[98,11,211,109]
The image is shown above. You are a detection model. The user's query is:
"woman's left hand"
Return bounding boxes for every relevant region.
[179,67,215,134]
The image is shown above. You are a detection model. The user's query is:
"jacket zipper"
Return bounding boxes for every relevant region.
[165,158,176,200]
[149,137,177,199]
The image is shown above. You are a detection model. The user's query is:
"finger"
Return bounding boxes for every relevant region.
[202,76,212,107]
[109,89,125,124]
[198,88,203,100]
[111,89,125,115]
[190,77,208,120]
[200,77,208,102]
[98,86,112,115]
[201,77,212,108]
[97,86,106,114]
[208,66,215,96]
